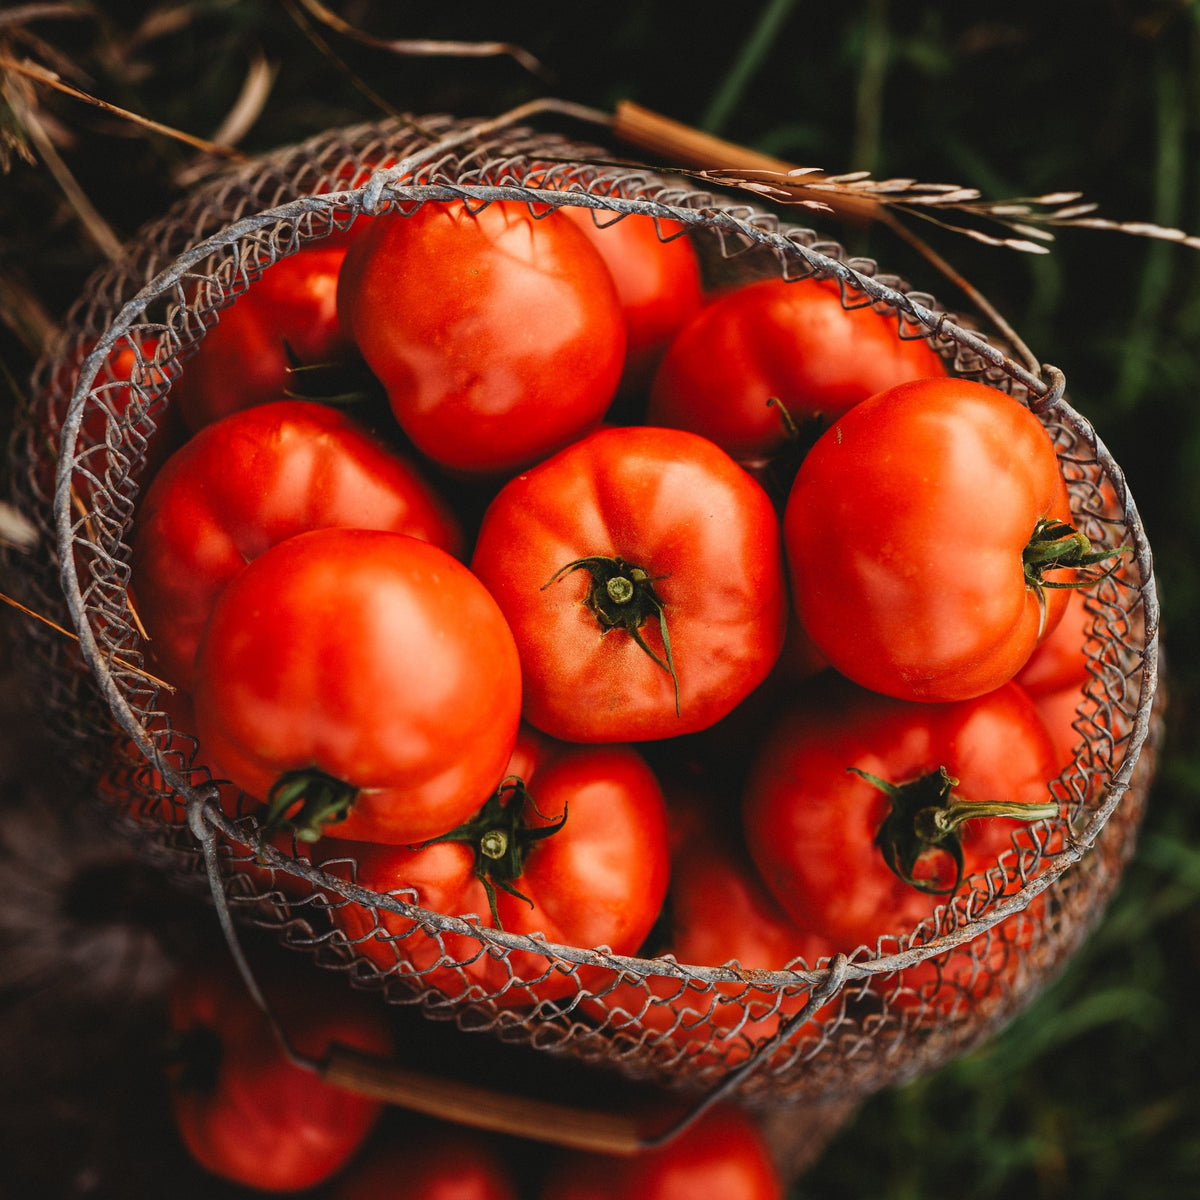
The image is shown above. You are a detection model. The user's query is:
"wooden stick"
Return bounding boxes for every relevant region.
[322,1045,649,1155]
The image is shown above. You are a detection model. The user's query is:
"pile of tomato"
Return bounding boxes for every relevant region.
[94,186,1118,1057]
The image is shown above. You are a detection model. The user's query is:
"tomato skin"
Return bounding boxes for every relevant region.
[338,200,626,475]
[193,528,522,844]
[130,399,460,691]
[540,1103,783,1200]
[328,1127,519,1200]
[741,675,1060,953]
[166,953,392,1193]
[470,425,787,742]
[647,276,947,464]
[172,241,355,432]
[557,206,703,390]
[784,377,1074,703]
[313,726,669,1006]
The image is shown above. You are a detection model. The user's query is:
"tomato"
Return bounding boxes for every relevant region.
[312,725,669,1007]
[171,240,357,432]
[130,399,461,691]
[556,203,703,391]
[166,950,392,1192]
[782,377,1112,703]
[470,425,787,742]
[328,1125,519,1200]
[741,674,1061,953]
[590,789,837,1069]
[540,1102,783,1200]
[192,528,522,845]
[337,199,626,475]
[646,276,947,466]
[1015,590,1092,698]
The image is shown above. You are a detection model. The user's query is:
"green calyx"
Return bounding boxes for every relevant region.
[759,397,826,505]
[543,554,680,716]
[259,767,358,848]
[850,765,1059,895]
[416,778,568,929]
[1023,516,1128,591]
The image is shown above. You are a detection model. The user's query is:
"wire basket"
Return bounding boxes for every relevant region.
[6,109,1161,1112]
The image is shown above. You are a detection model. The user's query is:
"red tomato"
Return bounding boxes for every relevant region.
[192,528,522,845]
[540,1103,783,1200]
[741,675,1061,953]
[647,276,947,465]
[338,199,626,475]
[130,399,461,691]
[328,1126,519,1200]
[1015,590,1092,698]
[172,240,356,432]
[557,204,703,390]
[784,377,1095,703]
[312,726,669,1007]
[591,795,837,1069]
[166,951,392,1192]
[470,425,787,742]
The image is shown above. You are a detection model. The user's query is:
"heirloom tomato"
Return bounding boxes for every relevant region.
[556,203,703,389]
[192,528,522,845]
[172,240,357,432]
[470,425,787,742]
[647,275,946,465]
[741,675,1061,953]
[311,726,669,1007]
[337,199,626,475]
[542,1102,783,1200]
[130,399,460,691]
[166,951,392,1192]
[783,377,1119,703]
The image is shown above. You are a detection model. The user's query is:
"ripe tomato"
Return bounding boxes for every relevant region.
[540,1102,783,1200]
[328,1125,519,1200]
[470,425,787,742]
[192,528,522,845]
[784,377,1104,703]
[337,199,626,475]
[172,240,357,432]
[647,276,947,465]
[311,725,669,1007]
[130,399,461,691]
[556,204,703,390]
[166,951,393,1192]
[591,790,837,1068]
[741,674,1061,953]
[1015,590,1092,699]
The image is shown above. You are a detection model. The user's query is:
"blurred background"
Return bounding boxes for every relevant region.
[1,2,1197,1196]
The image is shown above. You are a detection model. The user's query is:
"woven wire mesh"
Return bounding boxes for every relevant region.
[5,112,1160,1108]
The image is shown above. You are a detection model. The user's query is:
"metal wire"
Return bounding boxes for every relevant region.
[4,111,1160,1107]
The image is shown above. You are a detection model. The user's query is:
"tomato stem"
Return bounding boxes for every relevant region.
[258,767,358,849]
[760,398,826,505]
[544,555,680,716]
[414,776,567,929]
[850,765,1059,895]
[1022,517,1128,592]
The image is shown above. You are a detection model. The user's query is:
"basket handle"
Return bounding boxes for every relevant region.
[318,1043,650,1154]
